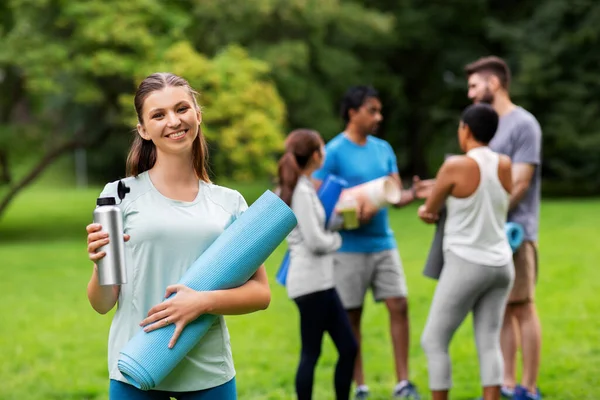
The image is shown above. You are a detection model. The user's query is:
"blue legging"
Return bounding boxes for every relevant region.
[109,377,236,400]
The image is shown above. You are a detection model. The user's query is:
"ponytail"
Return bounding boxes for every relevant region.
[277,152,301,206]
[276,128,324,206]
[126,135,157,177]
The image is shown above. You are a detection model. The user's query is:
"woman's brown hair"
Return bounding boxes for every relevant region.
[277,129,323,206]
[125,72,210,182]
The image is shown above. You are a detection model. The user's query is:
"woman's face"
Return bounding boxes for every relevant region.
[137,86,201,156]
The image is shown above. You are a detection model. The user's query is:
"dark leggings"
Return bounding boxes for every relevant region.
[109,377,236,400]
[294,288,358,400]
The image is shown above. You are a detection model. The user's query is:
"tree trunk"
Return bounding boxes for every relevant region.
[0,149,11,184]
[0,129,111,219]
[0,68,24,187]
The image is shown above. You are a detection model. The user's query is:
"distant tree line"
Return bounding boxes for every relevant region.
[1,0,598,217]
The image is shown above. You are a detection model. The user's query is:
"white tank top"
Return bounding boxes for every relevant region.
[443,146,512,266]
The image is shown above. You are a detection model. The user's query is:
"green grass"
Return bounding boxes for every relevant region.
[0,182,599,400]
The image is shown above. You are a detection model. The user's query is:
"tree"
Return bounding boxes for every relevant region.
[487,0,600,195]
[180,0,395,140]
[0,0,286,219]
[122,42,286,182]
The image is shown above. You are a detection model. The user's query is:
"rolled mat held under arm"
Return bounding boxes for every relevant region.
[423,207,447,280]
[118,190,298,390]
[275,174,348,286]
[423,215,525,280]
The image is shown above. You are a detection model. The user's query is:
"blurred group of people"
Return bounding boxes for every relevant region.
[279,55,542,400]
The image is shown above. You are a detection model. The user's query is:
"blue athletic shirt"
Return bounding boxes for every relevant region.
[313,133,398,253]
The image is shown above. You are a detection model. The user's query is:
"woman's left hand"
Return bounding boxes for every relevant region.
[139,284,212,349]
[418,205,439,224]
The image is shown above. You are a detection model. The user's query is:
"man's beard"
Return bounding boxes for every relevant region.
[368,123,380,135]
[477,88,495,104]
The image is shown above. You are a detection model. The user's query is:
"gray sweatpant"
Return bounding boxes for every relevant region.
[421,250,514,390]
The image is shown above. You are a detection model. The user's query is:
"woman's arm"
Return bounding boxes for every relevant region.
[85,223,127,314]
[423,162,455,214]
[293,189,342,255]
[418,158,461,223]
[192,265,271,316]
[87,265,120,314]
[140,265,271,348]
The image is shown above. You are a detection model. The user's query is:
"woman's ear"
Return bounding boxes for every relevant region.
[196,109,202,125]
[312,149,321,164]
[465,124,475,141]
[137,123,150,141]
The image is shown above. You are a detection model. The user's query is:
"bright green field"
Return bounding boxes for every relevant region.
[0,182,598,400]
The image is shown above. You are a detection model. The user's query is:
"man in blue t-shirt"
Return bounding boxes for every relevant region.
[313,86,421,400]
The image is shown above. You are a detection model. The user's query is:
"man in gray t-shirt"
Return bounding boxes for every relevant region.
[415,56,543,400]
[464,56,542,400]
[489,107,542,243]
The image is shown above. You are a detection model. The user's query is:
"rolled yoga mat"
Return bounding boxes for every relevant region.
[339,176,401,209]
[422,206,447,280]
[117,190,297,390]
[275,174,348,286]
[330,176,402,231]
[423,212,525,280]
[505,221,524,253]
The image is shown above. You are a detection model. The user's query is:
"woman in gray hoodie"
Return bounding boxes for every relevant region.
[277,128,358,400]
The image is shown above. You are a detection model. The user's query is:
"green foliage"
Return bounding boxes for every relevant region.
[0,0,286,189]
[1,0,600,196]
[141,42,287,181]
[182,0,395,139]
[491,0,600,193]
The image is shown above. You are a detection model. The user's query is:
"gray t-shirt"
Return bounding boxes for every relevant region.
[489,106,542,241]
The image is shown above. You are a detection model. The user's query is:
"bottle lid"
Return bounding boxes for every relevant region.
[95,180,130,207]
[118,180,131,201]
[97,197,117,206]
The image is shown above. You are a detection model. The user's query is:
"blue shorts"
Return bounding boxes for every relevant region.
[109,377,236,400]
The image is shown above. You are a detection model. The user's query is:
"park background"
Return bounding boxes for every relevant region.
[0,1,599,399]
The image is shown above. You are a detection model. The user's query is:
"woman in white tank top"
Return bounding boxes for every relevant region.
[417,104,515,400]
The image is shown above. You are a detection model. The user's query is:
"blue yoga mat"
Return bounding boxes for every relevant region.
[117,190,297,390]
[275,174,348,286]
[275,251,291,286]
[505,221,524,253]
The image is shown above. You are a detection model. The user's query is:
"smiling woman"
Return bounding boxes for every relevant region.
[84,72,271,400]
[125,73,210,182]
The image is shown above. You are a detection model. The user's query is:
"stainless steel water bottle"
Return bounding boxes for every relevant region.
[93,180,130,286]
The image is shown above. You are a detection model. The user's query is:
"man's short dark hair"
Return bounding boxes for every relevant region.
[340,85,379,123]
[464,56,511,90]
[461,103,499,144]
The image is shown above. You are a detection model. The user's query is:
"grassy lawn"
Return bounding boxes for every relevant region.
[0,181,598,399]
